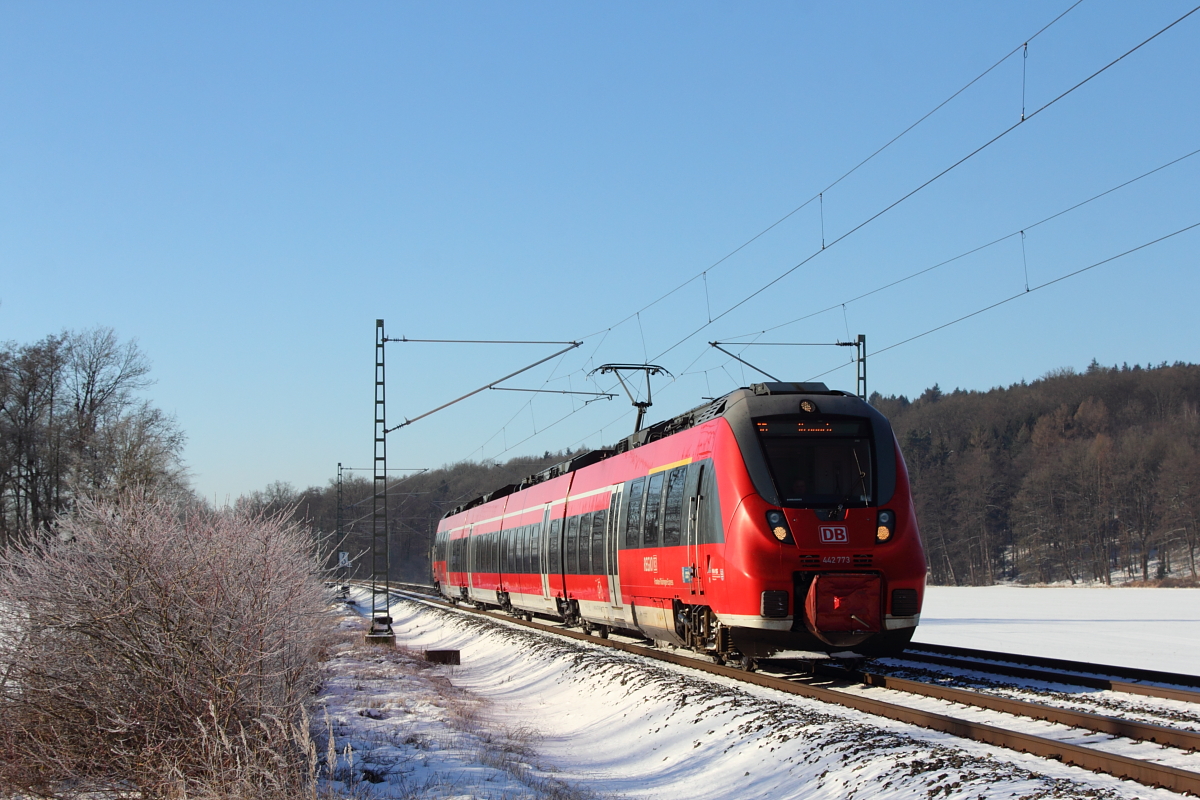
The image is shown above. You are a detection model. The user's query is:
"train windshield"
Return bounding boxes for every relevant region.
[754,417,873,507]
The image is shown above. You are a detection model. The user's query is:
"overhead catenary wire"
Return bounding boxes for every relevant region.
[456,2,1198,466]
[873,220,1200,358]
[576,0,1087,343]
[387,342,580,433]
[647,2,1200,367]
[386,337,579,345]
[723,145,1200,341]
[454,2,1103,463]
[484,159,1199,465]
[549,212,1200,462]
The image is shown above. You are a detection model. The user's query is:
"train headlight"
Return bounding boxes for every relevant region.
[876,509,895,542]
[799,400,818,414]
[765,509,794,543]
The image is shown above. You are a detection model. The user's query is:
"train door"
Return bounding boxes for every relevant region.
[606,486,624,608]
[540,506,552,600]
[466,525,476,590]
[686,466,705,598]
[498,526,508,594]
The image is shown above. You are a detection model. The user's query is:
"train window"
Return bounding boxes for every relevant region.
[566,516,580,575]
[523,526,533,574]
[756,416,874,506]
[662,467,687,547]
[643,472,665,547]
[521,527,527,571]
[548,518,562,574]
[591,508,606,574]
[531,523,542,575]
[625,477,645,547]
[512,526,521,574]
[524,525,532,575]
[577,512,593,575]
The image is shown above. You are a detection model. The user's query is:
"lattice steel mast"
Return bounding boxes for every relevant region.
[368,320,394,642]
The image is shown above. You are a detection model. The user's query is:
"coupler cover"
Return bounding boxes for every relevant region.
[803,573,882,647]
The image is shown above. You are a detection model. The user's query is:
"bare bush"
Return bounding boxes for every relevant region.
[0,491,332,798]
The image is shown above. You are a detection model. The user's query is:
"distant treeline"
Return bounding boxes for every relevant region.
[874,361,1200,586]
[246,451,584,584]
[257,361,1200,587]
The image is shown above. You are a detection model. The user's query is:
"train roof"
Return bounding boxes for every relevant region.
[443,381,850,518]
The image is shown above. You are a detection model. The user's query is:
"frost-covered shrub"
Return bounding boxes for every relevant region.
[0,492,331,798]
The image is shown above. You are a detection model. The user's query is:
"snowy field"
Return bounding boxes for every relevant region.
[914,585,1200,675]
[316,586,1200,799]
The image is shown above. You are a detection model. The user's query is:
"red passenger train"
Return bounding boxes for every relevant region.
[431,382,926,665]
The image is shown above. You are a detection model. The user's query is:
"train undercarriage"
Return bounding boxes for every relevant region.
[442,583,913,672]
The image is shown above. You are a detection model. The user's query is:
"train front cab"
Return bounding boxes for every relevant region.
[712,383,927,661]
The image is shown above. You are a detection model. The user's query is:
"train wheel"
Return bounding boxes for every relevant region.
[581,621,594,635]
[741,655,757,672]
[712,653,726,666]
[597,625,609,639]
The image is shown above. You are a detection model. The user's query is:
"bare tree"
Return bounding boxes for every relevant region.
[0,328,186,541]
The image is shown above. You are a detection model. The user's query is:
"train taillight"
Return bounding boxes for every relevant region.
[876,509,895,542]
[765,509,794,544]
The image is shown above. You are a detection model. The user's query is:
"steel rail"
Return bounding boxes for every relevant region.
[910,643,1200,688]
[901,645,1200,705]
[816,664,1200,752]
[389,589,1200,796]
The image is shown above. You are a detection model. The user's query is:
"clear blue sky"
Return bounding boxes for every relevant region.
[2,2,1198,502]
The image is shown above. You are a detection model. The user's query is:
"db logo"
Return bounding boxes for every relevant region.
[819,525,848,543]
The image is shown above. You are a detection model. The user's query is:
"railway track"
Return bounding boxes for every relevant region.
[896,642,1200,704]
[375,584,1200,795]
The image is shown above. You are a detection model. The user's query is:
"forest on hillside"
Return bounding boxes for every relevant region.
[253,362,1200,588]
[874,361,1200,586]
[245,450,585,584]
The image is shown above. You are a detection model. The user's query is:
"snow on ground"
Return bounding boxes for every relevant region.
[317,587,1200,799]
[914,586,1200,675]
[315,610,600,799]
